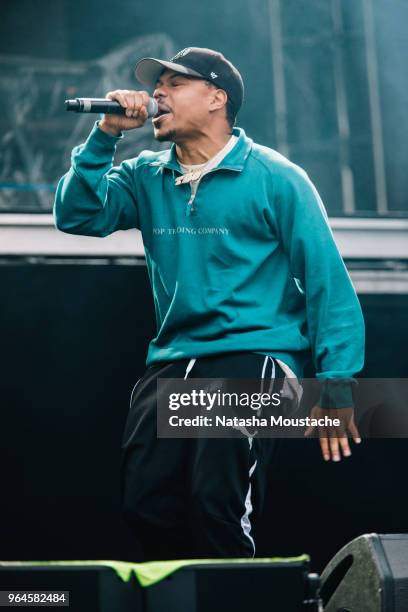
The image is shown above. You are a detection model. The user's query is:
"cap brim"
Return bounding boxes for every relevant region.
[135,58,204,89]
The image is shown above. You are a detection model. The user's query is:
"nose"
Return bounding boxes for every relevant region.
[153,84,166,100]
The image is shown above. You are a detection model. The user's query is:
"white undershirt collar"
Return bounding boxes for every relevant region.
[178,134,238,175]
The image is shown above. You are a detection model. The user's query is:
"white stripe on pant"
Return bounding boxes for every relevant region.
[183,354,277,558]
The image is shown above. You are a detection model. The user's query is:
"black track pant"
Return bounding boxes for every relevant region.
[120,351,286,561]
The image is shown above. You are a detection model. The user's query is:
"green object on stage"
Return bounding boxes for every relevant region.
[0,555,310,587]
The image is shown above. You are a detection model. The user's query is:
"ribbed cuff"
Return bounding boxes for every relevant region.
[316,379,355,409]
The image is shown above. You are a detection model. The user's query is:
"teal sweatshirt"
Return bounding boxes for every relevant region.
[54,121,365,407]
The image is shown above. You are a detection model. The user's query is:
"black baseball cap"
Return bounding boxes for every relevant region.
[135,47,244,115]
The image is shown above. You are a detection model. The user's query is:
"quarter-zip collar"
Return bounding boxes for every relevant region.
[148,126,253,175]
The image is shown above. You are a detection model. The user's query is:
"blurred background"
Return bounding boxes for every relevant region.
[0,0,407,573]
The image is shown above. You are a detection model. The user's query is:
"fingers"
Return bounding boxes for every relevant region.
[305,408,362,462]
[303,405,363,463]
[338,435,352,458]
[304,429,358,461]
[348,416,362,445]
[317,429,344,462]
[304,424,314,437]
[335,413,353,458]
[305,425,343,462]
[319,432,330,462]
[105,89,150,118]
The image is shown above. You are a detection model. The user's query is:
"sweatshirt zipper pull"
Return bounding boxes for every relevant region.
[186,193,197,216]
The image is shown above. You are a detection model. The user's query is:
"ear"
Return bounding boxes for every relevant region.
[208,88,228,113]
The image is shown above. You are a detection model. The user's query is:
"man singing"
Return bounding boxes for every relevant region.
[54,47,365,560]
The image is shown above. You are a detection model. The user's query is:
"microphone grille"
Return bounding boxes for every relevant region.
[147,98,158,118]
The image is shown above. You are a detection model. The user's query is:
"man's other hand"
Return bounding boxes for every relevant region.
[304,405,361,462]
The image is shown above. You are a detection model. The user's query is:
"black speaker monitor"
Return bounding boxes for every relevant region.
[320,533,408,612]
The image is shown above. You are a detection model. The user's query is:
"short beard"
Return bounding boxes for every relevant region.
[154,128,178,143]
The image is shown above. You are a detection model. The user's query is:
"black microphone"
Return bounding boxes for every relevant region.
[65,97,158,117]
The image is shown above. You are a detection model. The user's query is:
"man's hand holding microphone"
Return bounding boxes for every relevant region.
[98,90,153,136]
[65,90,158,136]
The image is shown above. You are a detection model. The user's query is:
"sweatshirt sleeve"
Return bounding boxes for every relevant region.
[53,120,139,237]
[273,164,365,408]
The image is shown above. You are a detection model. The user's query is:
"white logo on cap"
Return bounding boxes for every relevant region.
[210,72,218,79]
[171,48,192,61]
